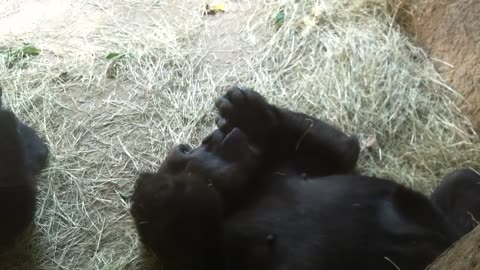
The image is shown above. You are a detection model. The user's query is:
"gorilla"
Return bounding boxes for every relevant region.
[0,88,49,246]
[131,87,473,270]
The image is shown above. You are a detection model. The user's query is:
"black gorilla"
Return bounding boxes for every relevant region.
[131,87,471,270]
[0,89,49,246]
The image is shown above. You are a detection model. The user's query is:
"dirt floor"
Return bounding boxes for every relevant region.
[0,0,262,78]
[0,0,479,269]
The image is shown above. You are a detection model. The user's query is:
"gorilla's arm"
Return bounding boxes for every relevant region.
[269,107,360,175]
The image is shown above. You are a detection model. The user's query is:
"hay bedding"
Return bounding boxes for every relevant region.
[0,0,478,269]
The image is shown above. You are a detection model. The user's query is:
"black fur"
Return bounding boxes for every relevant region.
[131,87,461,270]
[0,90,49,246]
[431,168,480,236]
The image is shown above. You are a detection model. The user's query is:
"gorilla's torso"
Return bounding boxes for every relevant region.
[223,172,456,270]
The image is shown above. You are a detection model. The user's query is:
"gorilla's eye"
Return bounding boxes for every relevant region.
[177,144,192,154]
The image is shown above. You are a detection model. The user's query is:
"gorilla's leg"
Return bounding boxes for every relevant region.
[215,87,360,176]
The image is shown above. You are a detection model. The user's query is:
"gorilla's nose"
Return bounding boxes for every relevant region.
[176,144,192,154]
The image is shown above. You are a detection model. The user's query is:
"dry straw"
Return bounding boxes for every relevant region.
[0,0,478,269]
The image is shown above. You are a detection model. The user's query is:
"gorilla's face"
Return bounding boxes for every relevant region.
[131,128,262,234]
[158,128,262,190]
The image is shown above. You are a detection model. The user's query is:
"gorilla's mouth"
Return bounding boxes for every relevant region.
[196,128,261,157]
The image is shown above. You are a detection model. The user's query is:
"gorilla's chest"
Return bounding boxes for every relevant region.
[221,174,376,270]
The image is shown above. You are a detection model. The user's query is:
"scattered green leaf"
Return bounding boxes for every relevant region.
[0,43,41,68]
[106,52,127,61]
[21,45,41,56]
[275,10,285,29]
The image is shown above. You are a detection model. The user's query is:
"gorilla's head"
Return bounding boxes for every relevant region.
[130,128,261,268]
